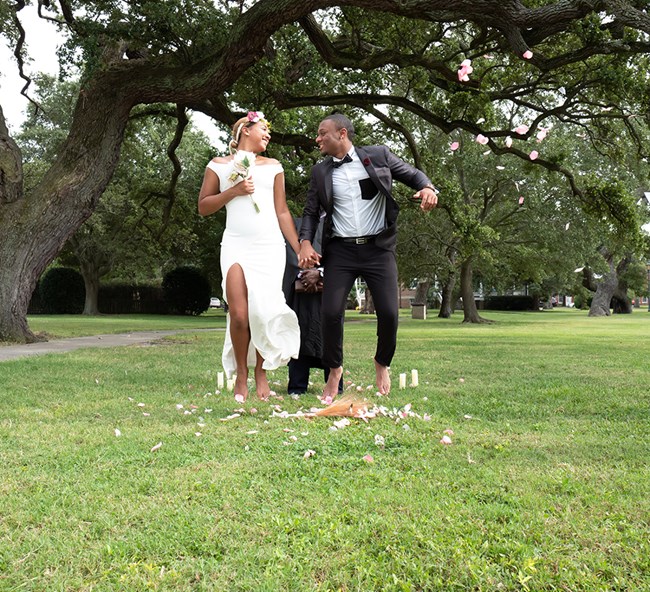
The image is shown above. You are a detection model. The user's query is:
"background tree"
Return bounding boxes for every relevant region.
[3,1,650,341]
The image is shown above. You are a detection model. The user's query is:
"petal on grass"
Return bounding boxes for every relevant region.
[363,454,374,463]
[114,428,122,437]
[303,449,316,459]
[440,435,453,445]
[150,442,163,452]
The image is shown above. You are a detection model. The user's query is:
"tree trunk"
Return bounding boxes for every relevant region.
[72,236,114,316]
[362,288,375,314]
[612,256,633,314]
[460,258,491,323]
[438,272,456,318]
[413,279,431,305]
[588,259,617,317]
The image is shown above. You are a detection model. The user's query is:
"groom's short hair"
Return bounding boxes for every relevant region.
[323,114,355,140]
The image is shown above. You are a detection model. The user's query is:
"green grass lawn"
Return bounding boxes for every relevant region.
[1,309,649,591]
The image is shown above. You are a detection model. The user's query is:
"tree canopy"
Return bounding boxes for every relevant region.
[1,0,650,341]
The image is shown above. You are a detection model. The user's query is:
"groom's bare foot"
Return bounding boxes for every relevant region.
[254,367,271,401]
[321,366,343,404]
[234,373,249,402]
[375,360,391,395]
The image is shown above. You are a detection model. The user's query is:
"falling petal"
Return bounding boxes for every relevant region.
[518,196,524,205]
[483,149,491,155]
[150,442,162,452]
[565,222,570,230]
[496,165,505,170]
[529,150,539,160]
[505,136,513,148]
[574,266,584,273]
[515,125,529,135]
[440,435,452,445]
[363,454,374,463]
[461,58,472,67]
[476,117,485,124]
[476,134,489,145]
[536,129,547,142]
[523,50,533,59]
[450,141,460,151]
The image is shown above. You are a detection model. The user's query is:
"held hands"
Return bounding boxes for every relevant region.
[298,241,321,269]
[412,186,439,211]
[299,269,323,293]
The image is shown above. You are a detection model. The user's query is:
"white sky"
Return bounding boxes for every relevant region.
[0,5,222,144]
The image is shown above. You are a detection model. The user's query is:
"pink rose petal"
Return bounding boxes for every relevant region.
[363,454,374,463]
[234,394,245,403]
[529,150,539,160]
[450,141,460,151]
[440,435,452,445]
[518,196,524,205]
[515,125,529,135]
[523,50,533,59]
[443,429,455,435]
[476,134,489,145]
[536,129,547,142]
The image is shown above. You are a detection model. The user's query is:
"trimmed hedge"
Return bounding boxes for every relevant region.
[162,266,211,316]
[39,267,85,314]
[483,295,535,311]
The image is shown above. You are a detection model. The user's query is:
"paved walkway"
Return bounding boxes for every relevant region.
[0,329,220,362]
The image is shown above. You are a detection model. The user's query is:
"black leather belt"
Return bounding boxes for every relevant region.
[336,235,376,245]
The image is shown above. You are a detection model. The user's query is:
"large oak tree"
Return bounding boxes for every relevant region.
[2,0,650,342]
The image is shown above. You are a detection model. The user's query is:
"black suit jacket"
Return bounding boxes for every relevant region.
[299,145,432,258]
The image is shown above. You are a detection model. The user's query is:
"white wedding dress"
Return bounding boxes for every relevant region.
[206,156,299,378]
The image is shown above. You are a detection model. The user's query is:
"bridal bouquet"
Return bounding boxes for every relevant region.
[228,150,259,213]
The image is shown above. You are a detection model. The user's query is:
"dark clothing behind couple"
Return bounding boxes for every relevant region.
[283,217,343,396]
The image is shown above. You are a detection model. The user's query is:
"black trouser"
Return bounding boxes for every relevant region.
[288,356,343,394]
[321,239,398,369]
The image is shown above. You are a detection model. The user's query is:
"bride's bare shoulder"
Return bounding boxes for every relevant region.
[211,156,233,164]
[257,156,281,166]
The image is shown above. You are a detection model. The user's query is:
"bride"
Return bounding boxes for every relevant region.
[198,111,300,400]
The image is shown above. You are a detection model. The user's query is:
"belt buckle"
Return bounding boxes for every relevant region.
[355,237,367,245]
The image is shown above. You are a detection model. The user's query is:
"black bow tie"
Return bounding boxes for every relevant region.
[332,154,353,168]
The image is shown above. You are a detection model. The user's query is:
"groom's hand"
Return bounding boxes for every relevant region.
[298,240,321,268]
[413,186,438,211]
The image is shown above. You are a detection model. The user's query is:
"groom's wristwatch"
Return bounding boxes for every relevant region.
[423,183,439,194]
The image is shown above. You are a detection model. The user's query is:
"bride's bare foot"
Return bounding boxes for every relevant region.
[254,367,271,401]
[375,360,391,395]
[321,366,343,404]
[234,373,249,402]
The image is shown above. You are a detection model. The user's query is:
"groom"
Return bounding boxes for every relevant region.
[298,113,438,401]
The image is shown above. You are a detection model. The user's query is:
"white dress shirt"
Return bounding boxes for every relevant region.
[331,147,386,238]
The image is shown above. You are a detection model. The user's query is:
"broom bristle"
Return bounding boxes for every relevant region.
[313,393,369,417]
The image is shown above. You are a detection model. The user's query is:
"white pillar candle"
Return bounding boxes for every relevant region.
[399,373,406,389]
[411,369,419,387]
[217,372,224,389]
